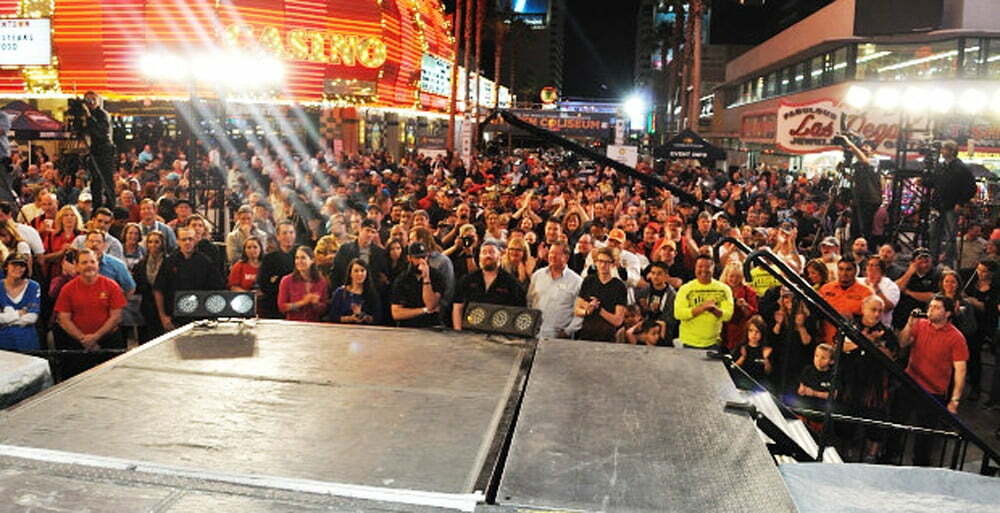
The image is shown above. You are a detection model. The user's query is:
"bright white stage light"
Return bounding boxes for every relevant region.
[902,86,929,112]
[959,88,988,114]
[844,85,871,109]
[991,90,1000,115]
[623,94,648,130]
[929,88,955,114]
[874,87,900,110]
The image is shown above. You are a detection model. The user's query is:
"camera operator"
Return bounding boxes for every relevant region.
[0,109,14,203]
[79,92,116,211]
[838,134,881,246]
[445,223,480,284]
[926,140,974,268]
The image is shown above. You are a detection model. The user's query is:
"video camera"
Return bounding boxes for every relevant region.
[65,97,88,135]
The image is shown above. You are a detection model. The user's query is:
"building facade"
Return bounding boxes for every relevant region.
[708,0,1000,173]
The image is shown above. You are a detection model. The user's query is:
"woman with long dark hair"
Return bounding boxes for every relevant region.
[328,258,382,325]
[278,246,329,322]
[385,238,407,283]
[133,231,167,343]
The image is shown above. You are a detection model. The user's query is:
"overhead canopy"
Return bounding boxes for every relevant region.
[969,163,999,181]
[655,129,726,161]
[3,103,71,140]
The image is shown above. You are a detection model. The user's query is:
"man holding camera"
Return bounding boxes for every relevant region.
[837,135,881,245]
[79,91,116,211]
[890,295,968,466]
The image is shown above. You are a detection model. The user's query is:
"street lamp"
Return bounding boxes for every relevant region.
[623,94,648,131]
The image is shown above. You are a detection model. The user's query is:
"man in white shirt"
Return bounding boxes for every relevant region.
[528,241,582,338]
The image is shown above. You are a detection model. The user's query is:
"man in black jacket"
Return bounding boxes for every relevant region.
[927,140,973,268]
[256,220,297,318]
[153,226,223,330]
[331,218,389,289]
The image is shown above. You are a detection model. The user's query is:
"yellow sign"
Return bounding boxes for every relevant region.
[223,24,387,69]
[540,86,558,104]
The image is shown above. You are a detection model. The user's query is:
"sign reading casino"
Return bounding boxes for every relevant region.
[0,0,455,109]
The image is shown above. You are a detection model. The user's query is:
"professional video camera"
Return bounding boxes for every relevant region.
[918,141,942,172]
[64,97,88,135]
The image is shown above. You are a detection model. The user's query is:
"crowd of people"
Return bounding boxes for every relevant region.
[0,128,998,466]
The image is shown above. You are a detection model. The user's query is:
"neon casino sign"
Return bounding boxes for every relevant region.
[222,24,388,69]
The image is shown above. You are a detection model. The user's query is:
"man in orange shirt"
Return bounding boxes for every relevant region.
[818,259,872,344]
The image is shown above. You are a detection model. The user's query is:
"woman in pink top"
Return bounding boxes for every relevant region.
[278,246,329,322]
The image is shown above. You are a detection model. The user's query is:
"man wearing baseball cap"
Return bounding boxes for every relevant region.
[389,241,445,328]
[893,247,940,328]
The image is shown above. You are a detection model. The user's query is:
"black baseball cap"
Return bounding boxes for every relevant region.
[360,218,378,230]
[407,241,428,258]
[4,253,29,268]
[913,247,932,258]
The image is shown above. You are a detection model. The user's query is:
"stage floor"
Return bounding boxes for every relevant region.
[497,340,798,513]
[0,322,529,511]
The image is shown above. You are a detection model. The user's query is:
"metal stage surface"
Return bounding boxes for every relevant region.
[0,322,799,512]
[496,340,798,513]
[0,321,529,512]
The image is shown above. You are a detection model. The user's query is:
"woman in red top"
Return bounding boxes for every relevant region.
[40,206,83,278]
[277,246,329,322]
[228,237,263,292]
[721,261,758,352]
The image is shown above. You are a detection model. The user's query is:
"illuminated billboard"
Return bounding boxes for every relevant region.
[0,18,51,66]
[513,0,549,13]
[513,0,548,27]
[0,1,457,110]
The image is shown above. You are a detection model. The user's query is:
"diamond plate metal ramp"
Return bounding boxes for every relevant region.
[497,339,797,513]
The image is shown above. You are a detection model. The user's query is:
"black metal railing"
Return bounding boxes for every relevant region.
[714,236,1000,475]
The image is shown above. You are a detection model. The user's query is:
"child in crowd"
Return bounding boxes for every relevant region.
[733,315,772,390]
[617,318,670,347]
[797,343,835,410]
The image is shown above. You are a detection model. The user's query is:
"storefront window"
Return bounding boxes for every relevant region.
[754,76,764,101]
[793,61,807,92]
[961,38,984,77]
[855,40,958,81]
[765,71,777,97]
[779,67,791,95]
[832,47,849,83]
[810,55,825,86]
[986,38,1000,79]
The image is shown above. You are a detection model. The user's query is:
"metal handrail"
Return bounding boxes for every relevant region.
[714,236,1000,475]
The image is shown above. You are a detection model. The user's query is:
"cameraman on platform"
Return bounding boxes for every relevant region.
[838,135,881,246]
[926,140,973,268]
[79,91,116,211]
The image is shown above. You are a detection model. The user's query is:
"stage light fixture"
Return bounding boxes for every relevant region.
[930,88,954,113]
[174,291,257,318]
[874,87,900,110]
[902,86,929,112]
[844,85,872,109]
[462,303,542,338]
[959,88,988,114]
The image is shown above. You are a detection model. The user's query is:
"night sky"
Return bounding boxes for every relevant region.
[439,0,834,100]
[563,0,642,99]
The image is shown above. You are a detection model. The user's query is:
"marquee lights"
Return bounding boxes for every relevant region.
[222,24,388,69]
[845,83,1000,115]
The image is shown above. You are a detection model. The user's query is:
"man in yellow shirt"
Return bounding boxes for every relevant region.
[674,255,734,348]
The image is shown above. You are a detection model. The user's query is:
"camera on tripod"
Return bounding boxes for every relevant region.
[65,97,88,135]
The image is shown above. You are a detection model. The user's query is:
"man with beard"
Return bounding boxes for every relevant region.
[390,241,445,328]
[452,241,525,330]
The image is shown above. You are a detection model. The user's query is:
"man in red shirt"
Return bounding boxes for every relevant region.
[818,259,872,344]
[54,248,127,377]
[889,295,969,466]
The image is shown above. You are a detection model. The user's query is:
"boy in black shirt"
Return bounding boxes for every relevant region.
[797,343,835,411]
